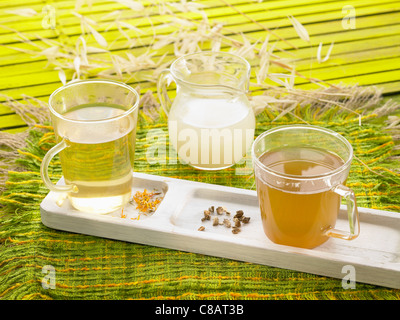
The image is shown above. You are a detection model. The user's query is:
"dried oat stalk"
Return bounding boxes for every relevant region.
[3,2,399,126]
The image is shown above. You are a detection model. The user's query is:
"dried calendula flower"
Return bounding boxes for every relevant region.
[131,189,163,214]
[213,217,219,226]
[198,226,205,231]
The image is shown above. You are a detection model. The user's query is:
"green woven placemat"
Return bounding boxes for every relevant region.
[1,91,400,300]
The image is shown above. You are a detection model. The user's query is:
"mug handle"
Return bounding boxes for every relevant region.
[40,139,78,193]
[325,184,360,240]
[157,69,174,116]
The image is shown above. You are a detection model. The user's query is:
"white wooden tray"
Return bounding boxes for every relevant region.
[40,172,400,289]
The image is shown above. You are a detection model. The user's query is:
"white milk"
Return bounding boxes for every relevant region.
[168,93,255,170]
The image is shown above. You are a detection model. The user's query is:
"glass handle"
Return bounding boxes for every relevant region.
[40,139,78,193]
[157,69,174,116]
[325,184,360,240]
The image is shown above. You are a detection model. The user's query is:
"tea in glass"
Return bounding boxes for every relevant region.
[252,125,360,249]
[40,80,139,214]
[256,146,345,248]
[59,103,136,213]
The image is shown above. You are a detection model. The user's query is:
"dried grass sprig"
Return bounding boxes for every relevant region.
[220,0,298,50]
[317,41,335,63]
[287,15,310,43]
[0,94,49,126]
[0,1,399,191]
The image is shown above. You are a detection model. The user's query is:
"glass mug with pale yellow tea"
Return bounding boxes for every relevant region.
[252,125,360,249]
[157,51,256,170]
[40,80,139,214]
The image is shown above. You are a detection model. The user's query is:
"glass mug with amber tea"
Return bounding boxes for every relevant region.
[252,125,360,249]
[40,79,139,214]
[157,51,255,170]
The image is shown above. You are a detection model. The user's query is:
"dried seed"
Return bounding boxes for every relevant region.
[242,216,251,224]
[202,205,249,233]
[234,210,244,220]
[213,217,219,226]
[234,218,241,227]
[201,209,211,222]
[232,227,241,234]
[236,210,244,216]
[223,219,231,228]
[198,226,205,231]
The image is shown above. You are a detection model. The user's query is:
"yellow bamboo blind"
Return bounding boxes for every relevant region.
[0,0,399,132]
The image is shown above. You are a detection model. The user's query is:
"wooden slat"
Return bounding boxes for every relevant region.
[1,18,399,74]
[380,81,400,94]
[2,48,400,92]
[0,23,399,95]
[0,0,397,45]
[1,126,27,133]
[0,113,26,128]
[0,0,337,22]
[1,8,399,72]
[2,40,393,82]
[0,1,397,57]
[0,4,398,69]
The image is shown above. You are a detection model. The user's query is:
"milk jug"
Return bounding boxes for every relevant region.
[157,51,255,170]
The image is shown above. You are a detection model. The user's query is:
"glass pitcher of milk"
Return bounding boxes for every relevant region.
[157,51,255,170]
